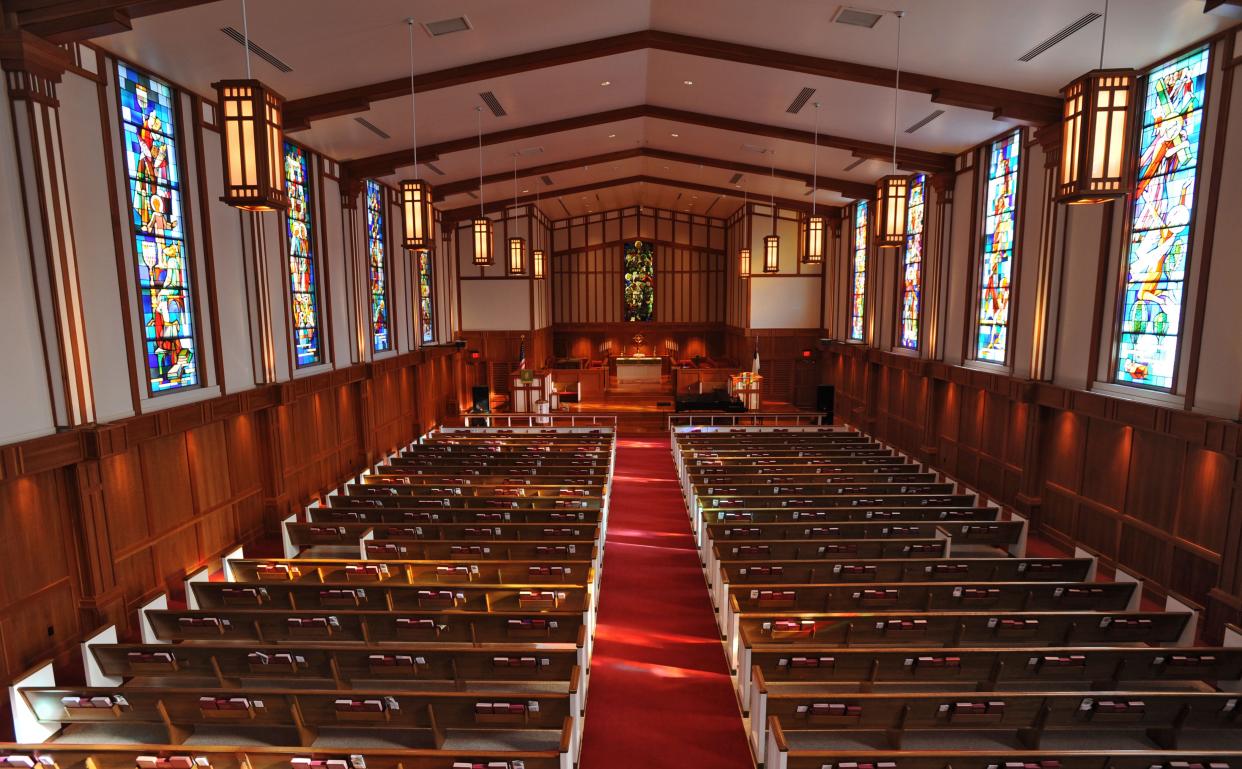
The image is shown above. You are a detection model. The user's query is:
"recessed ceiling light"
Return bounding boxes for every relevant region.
[600,80,611,86]
[521,189,529,193]
[670,133,679,137]
[683,80,694,85]
[608,133,617,138]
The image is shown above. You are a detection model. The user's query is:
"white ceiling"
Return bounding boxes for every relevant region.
[93,0,1233,215]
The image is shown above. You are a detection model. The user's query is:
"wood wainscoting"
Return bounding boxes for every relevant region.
[0,346,462,737]
[823,341,1242,642]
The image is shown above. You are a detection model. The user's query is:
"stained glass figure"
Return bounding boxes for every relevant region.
[418,248,435,344]
[976,131,1020,363]
[284,142,322,367]
[623,240,654,322]
[899,174,926,350]
[849,201,868,341]
[1115,48,1209,390]
[118,63,198,393]
[365,180,391,352]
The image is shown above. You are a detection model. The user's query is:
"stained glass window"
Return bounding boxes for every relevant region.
[623,240,654,322]
[365,180,391,352]
[418,248,435,344]
[1115,48,1209,390]
[899,174,926,350]
[848,201,868,341]
[975,131,1021,363]
[284,142,323,367]
[117,63,198,394]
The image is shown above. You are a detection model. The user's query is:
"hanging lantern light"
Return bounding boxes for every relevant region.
[400,19,434,249]
[215,1,285,211]
[873,11,907,247]
[471,106,493,266]
[1056,1,1134,204]
[533,248,546,279]
[874,174,908,249]
[802,102,825,264]
[764,150,779,273]
[506,154,526,274]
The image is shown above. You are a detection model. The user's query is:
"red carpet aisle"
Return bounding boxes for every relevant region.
[578,437,754,768]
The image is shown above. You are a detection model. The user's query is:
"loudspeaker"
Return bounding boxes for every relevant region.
[471,386,491,413]
[453,339,467,349]
[816,385,835,421]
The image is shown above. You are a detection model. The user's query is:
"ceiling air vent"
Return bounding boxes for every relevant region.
[354,117,390,139]
[220,27,292,73]
[728,173,743,185]
[422,16,472,37]
[424,161,446,176]
[517,146,543,157]
[843,157,867,171]
[1018,12,1101,62]
[541,175,554,186]
[479,91,507,117]
[832,6,884,28]
[786,87,816,114]
[905,109,945,134]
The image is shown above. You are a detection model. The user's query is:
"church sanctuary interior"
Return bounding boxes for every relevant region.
[5,0,1242,767]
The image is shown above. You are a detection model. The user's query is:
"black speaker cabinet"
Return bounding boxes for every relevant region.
[816,385,835,422]
[471,386,491,413]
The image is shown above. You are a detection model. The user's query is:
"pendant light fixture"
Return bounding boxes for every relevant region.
[763,151,779,273]
[507,154,526,274]
[874,10,908,248]
[532,184,545,279]
[1056,0,1134,204]
[471,106,493,266]
[400,18,434,250]
[738,180,751,279]
[214,0,287,211]
[802,101,825,264]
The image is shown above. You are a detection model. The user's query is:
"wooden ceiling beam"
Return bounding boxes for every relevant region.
[285,29,1061,131]
[439,173,841,223]
[429,146,875,201]
[340,104,953,182]
[9,0,220,43]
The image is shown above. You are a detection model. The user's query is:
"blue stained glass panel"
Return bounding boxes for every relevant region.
[899,174,926,350]
[365,180,391,352]
[1115,47,1209,390]
[849,201,868,341]
[283,143,323,367]
[975,130,1020,363]
[117,62,198,393]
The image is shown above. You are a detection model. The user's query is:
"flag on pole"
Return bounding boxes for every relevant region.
[751,342,760,374]
[518,338,527,370]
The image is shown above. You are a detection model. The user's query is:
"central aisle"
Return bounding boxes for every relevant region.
[579,437,753,768]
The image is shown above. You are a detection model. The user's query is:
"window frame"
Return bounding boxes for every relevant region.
[1107,45,1212,394]
[364,178,394,354]
[896,173,928,352]
[847,200,869,343]
[114,60,206,397]
[281,139,327,369]
[969,127,1026,368]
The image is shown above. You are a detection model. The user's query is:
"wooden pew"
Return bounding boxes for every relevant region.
[770,747,1242,769]
[90,642,580,694]
[0,743,575,769]
[19,687,573,751]
[748,646,1242,758]
[361,540,597,563]
[759,690,1242,753]
[189,580,592,615]
[229,558,593,587]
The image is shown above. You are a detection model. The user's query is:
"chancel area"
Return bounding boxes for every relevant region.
[2,1,1242,767]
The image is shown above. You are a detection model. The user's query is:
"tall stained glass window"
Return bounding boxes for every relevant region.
[418,249,435,344]
[899,174,926,350]
[1115,48,1209,390]
[117,63,198,393]
[848,201,868,341]
[975,131,1021,363]
[623,240,654,322]
[365,180,391,352]
[284,142,323,367]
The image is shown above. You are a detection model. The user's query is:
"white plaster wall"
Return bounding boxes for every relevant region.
[460,280,532,330]
[0,80,56,443]
[941,164,976,366]
[58,70,133,423]
[750,276,821,329]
